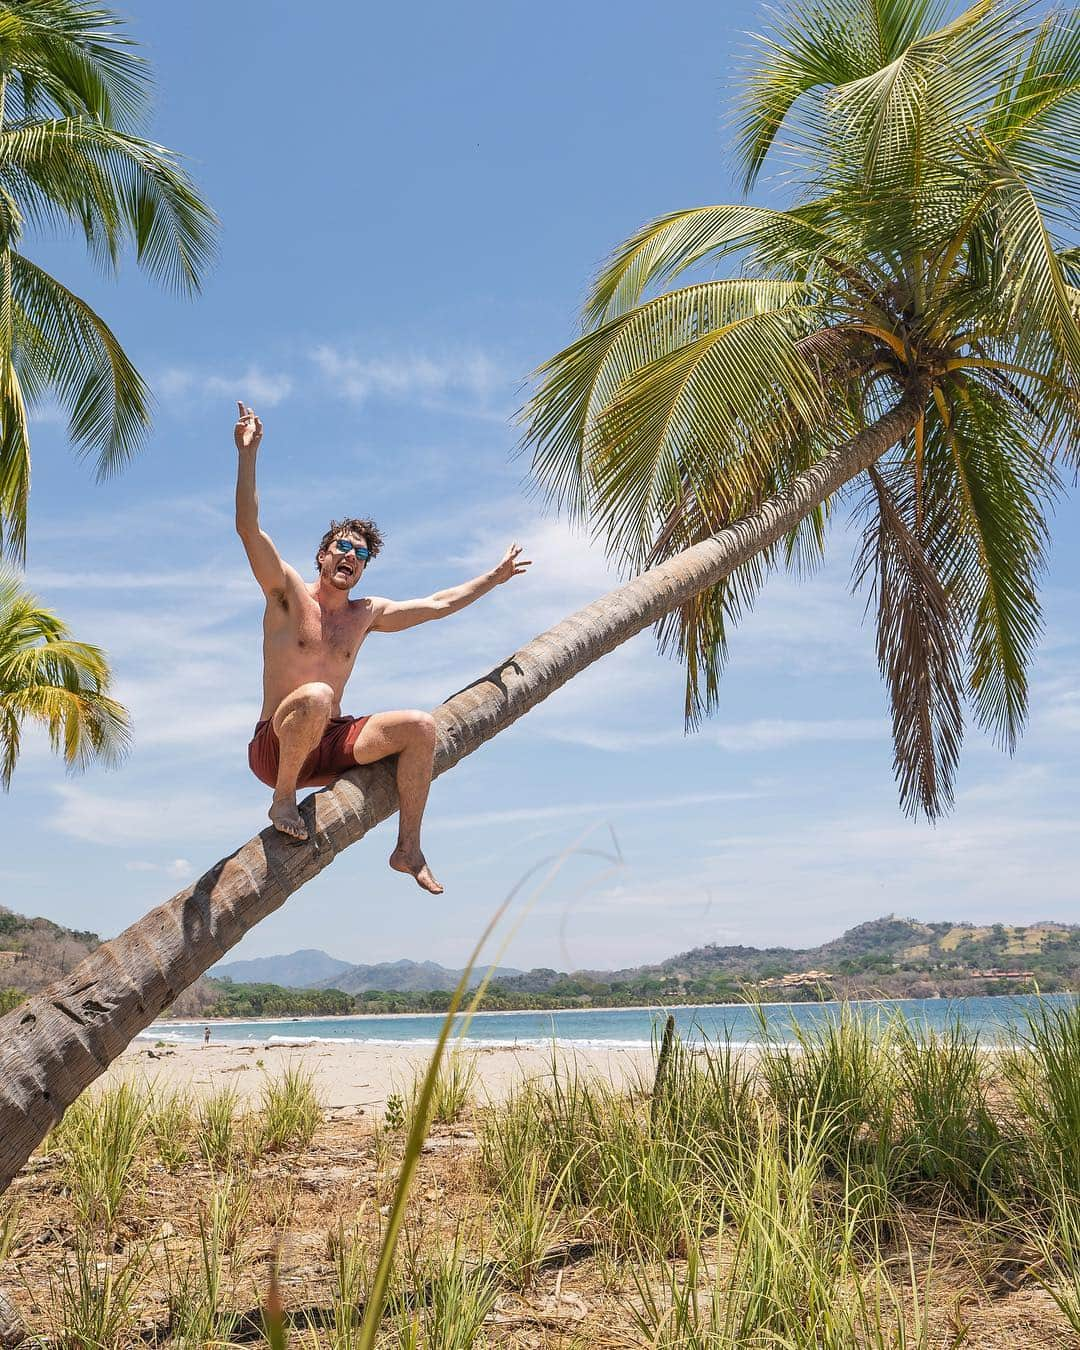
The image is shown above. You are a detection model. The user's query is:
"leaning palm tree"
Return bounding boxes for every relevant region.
[0,0,1076,1193]
[524,0,1078,820]
[0,0,216,560]
[0,567,129,787]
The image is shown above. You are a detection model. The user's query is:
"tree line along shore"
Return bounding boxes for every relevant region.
[3,910,1079,1021]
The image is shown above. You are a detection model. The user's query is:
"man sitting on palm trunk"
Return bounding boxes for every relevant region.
[234,402,530,894]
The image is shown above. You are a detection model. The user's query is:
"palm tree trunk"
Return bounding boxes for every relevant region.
[0,381,927,1192]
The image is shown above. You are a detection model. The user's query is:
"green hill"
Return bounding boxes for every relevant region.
[2,907,1077,1019]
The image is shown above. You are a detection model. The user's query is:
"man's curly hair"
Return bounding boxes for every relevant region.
[316,518,385,572]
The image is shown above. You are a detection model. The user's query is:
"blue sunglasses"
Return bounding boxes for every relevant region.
[332,539,371,562]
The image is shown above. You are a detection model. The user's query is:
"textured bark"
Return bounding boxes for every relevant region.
[0,384,926,1192]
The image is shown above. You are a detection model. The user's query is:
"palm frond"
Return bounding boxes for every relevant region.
[10,250,150,476]
[0,249,32,561]
[525,278,820,521]
[0,0,148,129]
[828,1,1029,190]
[0,565,131,787]
[974,143,1080,375]
[656,553,770,728]
[587,304,830,559]
[853,463,965,819]
[924,376,1053,751]
[0,118,216,292]
[735,0,949,188]
[984,10,1080,216]
[583,205,833,326]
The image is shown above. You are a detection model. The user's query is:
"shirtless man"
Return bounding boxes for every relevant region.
[234,402,530,894]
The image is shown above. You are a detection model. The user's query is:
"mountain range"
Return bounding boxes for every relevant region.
[4,909,1079,1013]
[209,952,523,993]
[208,915,1080,997]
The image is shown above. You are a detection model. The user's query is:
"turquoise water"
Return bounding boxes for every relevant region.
[146,994,1071,1049]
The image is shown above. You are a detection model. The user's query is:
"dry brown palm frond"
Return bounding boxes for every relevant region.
[855,463,965,818]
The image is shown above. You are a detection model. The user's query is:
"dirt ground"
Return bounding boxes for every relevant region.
[3,1100,1075,1349]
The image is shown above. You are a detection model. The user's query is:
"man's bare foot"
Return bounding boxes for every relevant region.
[269,799,308,842]
[389,846,444,894]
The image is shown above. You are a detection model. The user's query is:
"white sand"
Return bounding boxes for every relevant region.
[104,1037,656,1113]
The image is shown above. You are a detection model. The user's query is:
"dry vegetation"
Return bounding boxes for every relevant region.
[5,1005,1080,1348]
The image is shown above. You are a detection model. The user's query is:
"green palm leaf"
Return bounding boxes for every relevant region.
[736,0,949,189]
[526,278,818,520]
[583,205,833,324]
[0,0,148,129]
[924,377,1052,751]
[0,566,130,788]
[587,304,830,558]
[985,11,1080,215]
[0,2,216,560]
[0,119,215,291]
[9,250,149,474]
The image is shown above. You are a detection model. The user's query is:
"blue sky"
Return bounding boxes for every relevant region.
[4,0,1078,972]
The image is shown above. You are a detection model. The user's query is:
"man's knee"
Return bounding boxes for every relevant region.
[276,682,334,730]
[401,709,436,743]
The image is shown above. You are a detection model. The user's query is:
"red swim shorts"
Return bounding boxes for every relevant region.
[247,715,370,789]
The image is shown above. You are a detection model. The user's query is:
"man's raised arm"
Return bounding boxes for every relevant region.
[370,544,531,632]
[234,402,287,597]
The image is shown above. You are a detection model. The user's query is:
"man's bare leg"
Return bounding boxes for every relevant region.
[269,683,333,842]
[351,710,442,894]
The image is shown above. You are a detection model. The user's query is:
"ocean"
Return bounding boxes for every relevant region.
[144,993,1072,1050]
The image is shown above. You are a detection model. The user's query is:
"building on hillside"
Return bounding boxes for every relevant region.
[757,969,834,990]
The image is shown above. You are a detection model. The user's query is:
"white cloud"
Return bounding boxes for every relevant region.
[157,363,294,408]
[543,716,885,754]
[125,858,194,880]
[709,717,885,752]
[311,344,509,417]
[51,784,257,847]
[437,787,766,831]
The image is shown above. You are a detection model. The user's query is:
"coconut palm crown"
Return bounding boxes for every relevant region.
[0,0,216,561]
[523,0,1079,819]
[0,567,129,787]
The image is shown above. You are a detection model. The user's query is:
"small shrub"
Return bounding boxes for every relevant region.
[255,1064,322,1154]
[491,1151,568,1289]
[893,1016,1008,1211]
[391,1232,498,1350]
[54,1080,149,1229]
[428,1052,478,1125]
[45,1231,146,1350]
[1006,998,1080,1193]
[197,1084,240,1168]
[148,1085,194,1172]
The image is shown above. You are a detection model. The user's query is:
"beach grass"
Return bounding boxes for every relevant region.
[256,1063,323,1154]
[4,999,1080,1346]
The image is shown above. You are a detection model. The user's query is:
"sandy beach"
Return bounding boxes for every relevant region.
[105,1036,656,1113]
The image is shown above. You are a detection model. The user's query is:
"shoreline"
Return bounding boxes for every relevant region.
[153,990,1001,1029]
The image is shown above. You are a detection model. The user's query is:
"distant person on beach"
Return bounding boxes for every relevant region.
[203,1026,211,1046]
[234,402,531,893]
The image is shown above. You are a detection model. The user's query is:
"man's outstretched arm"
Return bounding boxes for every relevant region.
[369,543,531,632]
[234,402,287,598]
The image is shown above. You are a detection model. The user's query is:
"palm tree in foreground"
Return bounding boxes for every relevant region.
[0,0,1076,1192]
[0,0,215,560]
[0,568,129,787]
